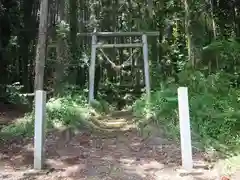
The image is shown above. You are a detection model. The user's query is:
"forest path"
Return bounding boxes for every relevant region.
[0,109,231,180]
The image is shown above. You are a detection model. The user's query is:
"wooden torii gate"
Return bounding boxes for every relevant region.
[78,31,160,103]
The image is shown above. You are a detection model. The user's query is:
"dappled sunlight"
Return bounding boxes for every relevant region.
[119,157,165,178]
[46,98,63,110]
[0,102,237,179]
[214,154,240,177]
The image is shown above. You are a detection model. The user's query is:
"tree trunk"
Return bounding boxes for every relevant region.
[19,0,35,92]
[54,0,66,94]
[69,0,78,84]
[34,0,49,90]
[184,0,194,68]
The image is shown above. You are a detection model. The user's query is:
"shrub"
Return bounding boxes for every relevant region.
[133,70,240,152]
[0,90,107,140]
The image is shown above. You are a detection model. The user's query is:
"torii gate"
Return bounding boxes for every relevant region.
[77,31,160,103]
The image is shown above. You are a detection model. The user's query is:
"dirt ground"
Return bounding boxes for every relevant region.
[0,107,237,180]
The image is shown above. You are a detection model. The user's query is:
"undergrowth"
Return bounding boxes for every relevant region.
[0,87,110,141]
[133,70,240,154]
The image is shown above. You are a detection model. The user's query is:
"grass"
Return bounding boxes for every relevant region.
[0,93,109,141]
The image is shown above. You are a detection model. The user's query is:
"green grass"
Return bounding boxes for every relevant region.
[0,92,110,141]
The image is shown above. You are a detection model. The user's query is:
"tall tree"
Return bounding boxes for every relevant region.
[54,0,66,93]
[68,0,78,84]
[184,0,194,68]
[34,0,49,90]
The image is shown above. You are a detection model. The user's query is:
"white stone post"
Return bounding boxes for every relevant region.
[89,34,97,103]
[142,34,151,100]
[34,90,46,170]
[178,87,193,171]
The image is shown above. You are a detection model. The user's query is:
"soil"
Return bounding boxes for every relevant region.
[0,103,26,127]
[0,107,236,180]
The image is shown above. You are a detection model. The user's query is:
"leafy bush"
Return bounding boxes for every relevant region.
[0,113,34,139]
[4,82,29,105]
[133,70,240,152]
[0,90,107,140]
[46,93,92,130]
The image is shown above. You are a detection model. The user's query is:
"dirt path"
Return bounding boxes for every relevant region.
[0,110,231,179]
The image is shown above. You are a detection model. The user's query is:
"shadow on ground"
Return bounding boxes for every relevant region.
[0,110,223,180]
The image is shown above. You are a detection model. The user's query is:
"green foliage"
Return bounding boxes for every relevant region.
[1,0,240,158]
[133,70,240,152]
[5,82,29,105]
[46,93,92,130]
[203,39,240,57]
[90,98,110,113]
[0,90,109,141]
[1,113,34,139]
[202,39,240,73]
[56,20,70,39]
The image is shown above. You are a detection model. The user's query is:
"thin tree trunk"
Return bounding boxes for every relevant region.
[54,0,66,94]
[34,0,49,90]
[184,0,194,68]
[69,0,78,84]
[210,0,218,72]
